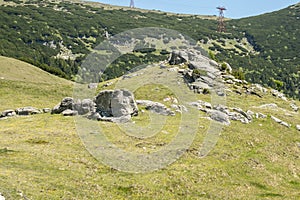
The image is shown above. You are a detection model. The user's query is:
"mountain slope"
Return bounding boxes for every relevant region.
[0,52,300,199]
[0,0,299,99]
[0,56,73,110]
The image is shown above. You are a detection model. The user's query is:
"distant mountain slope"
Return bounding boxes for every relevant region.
[0,56,72,110]
[0,56,71,84]
[0,0,299,98]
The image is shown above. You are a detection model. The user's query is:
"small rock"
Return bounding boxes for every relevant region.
[87,112,101,120]
[43,108,51,113]
[136,100,175,116]
[271,115,282,123]
[258,103,278,109]
[256,113,267,119]
[296,125,300,131]
[16,107,41,115]
[280,121,290,128]
[62,109,78,116]
[0,192,5,200]
[290,103,299,112]
[233,107,252,121]
[88,83,98,89]
[1,110,16,117]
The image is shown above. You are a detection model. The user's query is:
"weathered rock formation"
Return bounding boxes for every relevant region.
[136,100,175,116]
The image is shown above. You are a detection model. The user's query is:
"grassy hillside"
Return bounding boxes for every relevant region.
[0,56,73,110]
[0,60,300,199]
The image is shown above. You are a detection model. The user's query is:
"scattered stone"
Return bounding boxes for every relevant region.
[0,192,5,200]
[102,82,113,88]
[43,108,51,113]
[280,121,290,128]
[1,110,16,117]
[271,115,290,128]
[233,107,252,121]
[87,112,101,121]
[290,102,299,112]
[171,104,188,113]
[256,113,267,119]
[296,125,300,131]
[97,115,131,123]
[62,109,78,116]
[271,115,282,123]
[136,100,175,116]
[16,107,41,115]
[258,103,278,109]
[271,89,287,101]
[208,110,230,126]
[88,83,98,89]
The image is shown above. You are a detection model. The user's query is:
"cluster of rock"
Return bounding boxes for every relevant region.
[51,97,94,116]
[0,106,50,120]
[136,100,175,116]
[190,100,257,125]
[168,50,225,95]
[189,100,300,130]
[51,89,139,123]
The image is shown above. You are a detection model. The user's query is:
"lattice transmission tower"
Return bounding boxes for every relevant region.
[129,0,135,8]
[217,6,226,32]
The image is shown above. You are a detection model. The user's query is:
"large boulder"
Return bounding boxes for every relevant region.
[51,97,74,114]
[111,90,138,117]
[94,89,138,118]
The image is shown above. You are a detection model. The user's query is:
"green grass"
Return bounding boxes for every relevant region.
[0,60,300,199]
[0,56,73,110]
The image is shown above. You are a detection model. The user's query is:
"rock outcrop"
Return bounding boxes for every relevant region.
[15,107,41,115]
[136,100,175,116]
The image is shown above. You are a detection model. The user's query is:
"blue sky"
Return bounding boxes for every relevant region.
[88,0,299,19]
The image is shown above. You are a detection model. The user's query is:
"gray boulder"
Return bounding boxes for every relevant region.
[51,97,74,114]
[111,90,138,118]
[208,110,230,126]
[16,107,41,115]
[1,109,16,117]
[95,89,138,118]
[136,100,175,116]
